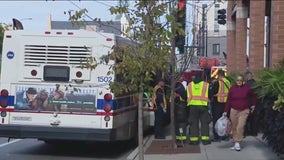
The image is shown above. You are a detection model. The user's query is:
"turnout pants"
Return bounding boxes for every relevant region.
[154,106,166,138]
[174,101,188,142]
[188,105,211,143]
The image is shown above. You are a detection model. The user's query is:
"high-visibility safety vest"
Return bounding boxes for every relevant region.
[187,81,209,106]
[152,85,167,109]
[215,77,230,103]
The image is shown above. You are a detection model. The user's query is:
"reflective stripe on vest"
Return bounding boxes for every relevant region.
[211,68,219,79]
[187,81,209,106]
[211,68,227,79]
[215,78,230,103]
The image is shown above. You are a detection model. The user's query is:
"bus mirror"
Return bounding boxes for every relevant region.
[12,18,24,30]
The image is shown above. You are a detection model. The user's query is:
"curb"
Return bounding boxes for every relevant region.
[127,135,153,160]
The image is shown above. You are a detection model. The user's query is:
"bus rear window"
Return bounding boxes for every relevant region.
[44,66,70,82]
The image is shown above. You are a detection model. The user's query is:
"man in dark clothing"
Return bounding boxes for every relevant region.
[153,79,167,139]
[174,76,188,147]
[244,71,258,136]
[210,70,231,142]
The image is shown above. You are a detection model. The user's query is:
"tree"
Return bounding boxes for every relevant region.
[109,2,172,159]
[0,24,4,56]
[0,23,12,61]
[110,1,195,156]
[68,1,194,159]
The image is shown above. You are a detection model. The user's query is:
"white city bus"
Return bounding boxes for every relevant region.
[0,30,153,142]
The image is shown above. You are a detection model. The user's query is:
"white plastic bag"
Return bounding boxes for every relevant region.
[215,115,231,137]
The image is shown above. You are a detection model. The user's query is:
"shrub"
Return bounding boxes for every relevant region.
[254,58,284,154]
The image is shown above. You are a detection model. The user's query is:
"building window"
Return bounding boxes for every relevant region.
[213,44,220,55]
[214,24,219,33]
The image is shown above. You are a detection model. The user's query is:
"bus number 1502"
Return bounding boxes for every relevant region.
[97,76,112,83]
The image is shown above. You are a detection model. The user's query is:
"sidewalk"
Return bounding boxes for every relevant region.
[128,133,284,160]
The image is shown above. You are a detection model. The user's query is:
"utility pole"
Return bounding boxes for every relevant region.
[205,23,208,57]
[201,4,207,57]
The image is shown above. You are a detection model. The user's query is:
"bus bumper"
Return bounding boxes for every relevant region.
[0,124,129,142]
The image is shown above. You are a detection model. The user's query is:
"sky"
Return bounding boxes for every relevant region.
[0,1,119,30]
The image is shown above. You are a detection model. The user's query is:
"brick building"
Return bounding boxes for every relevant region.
[227,0,284,74]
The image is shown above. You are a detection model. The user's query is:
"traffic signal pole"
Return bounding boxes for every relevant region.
[176,0,186,54]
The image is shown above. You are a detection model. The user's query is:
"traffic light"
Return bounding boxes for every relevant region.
[176,0,186,54]
[217,9,226,25]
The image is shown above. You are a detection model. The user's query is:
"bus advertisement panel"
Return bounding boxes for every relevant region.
[14,85,97,113]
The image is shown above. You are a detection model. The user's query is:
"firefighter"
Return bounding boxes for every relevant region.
[174,76,188,147]
[187,71,211,145]
[152,79,167,139]
[210,69,231,141]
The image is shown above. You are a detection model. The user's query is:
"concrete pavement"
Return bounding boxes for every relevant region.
[128,134,284,160]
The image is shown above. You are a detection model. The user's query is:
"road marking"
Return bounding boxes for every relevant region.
[0,139,22,148]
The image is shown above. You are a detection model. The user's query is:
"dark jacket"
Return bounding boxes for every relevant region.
[175,81,187,103]
[155,87,165,108]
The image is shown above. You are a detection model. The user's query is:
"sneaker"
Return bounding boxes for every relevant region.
[234,142,241,151]
[230,142,241,151]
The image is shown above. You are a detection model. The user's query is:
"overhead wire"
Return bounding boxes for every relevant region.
[66,0,122,38]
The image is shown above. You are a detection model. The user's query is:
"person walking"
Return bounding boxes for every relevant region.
[152,79,167,139]
[174,76,188,147]
[187,72,211,145]
[244,71,258,136]
[223,75,257,151]
[210,70,231,142]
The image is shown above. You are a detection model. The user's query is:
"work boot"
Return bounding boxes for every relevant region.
[176,141,184,148]
[202,140,211,145]
[212,136,221,142]
[189,141,199,145]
